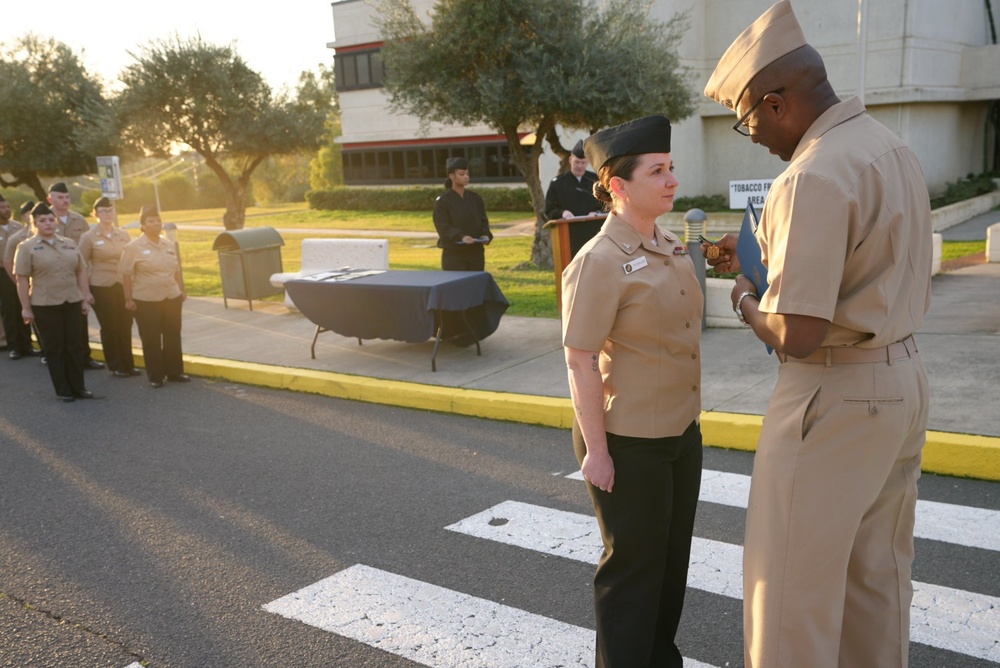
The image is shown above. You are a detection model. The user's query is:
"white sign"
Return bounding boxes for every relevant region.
[97,156,123,200]
[729,179,772,210]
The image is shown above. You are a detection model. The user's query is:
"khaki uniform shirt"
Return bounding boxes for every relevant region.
[562,214,703,438]
[757,97,932,347]
[0,220,25,264]
[119,235,182,301]
[3,225,30,273]
[57,210,90,243]
[79,226,132,287]
[13,234,86,306]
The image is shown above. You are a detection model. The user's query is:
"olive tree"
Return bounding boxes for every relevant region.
[0,36,114,200]
[118,37,331,229]
[376,0,695,267]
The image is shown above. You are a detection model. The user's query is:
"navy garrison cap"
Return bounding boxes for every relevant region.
[31,202,54,218]
[20,201,35,216]
[93,196,113,210]
[48,182,69,194]
[571,139,585,159]
[583,115,672,171]
[139,205,160,224]
[446,157,469,172]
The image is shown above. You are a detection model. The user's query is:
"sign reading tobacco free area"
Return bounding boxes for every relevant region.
[729,179,773,210]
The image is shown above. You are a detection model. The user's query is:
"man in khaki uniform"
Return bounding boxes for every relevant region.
[1,200,40,359]
[47,181,103,369]
[703,2,932,667]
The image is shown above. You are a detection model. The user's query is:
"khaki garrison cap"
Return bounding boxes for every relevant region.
[704,0,807,111]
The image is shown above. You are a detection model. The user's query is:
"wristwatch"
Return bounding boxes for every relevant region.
[734,290,758,325]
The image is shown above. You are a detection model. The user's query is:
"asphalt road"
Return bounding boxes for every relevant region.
[1,360,998,667]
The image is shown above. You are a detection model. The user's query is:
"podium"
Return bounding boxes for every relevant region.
[543,214,607,302]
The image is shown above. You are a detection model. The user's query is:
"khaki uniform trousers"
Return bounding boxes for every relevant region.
[744,346,928,668]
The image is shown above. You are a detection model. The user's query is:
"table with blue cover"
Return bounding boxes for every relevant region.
[284,270,509,371]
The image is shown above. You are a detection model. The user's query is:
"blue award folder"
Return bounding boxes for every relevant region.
[736,202,773,354]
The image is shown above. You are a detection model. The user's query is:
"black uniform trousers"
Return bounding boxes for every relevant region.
[91,283,135,373]
[33,301,87,397]
[0,269,33,353]
[441,245,485,271]
[133,296,184,382]
[573,419,703,668]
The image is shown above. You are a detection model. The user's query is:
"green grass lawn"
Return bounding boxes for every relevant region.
[941,239,986,261]
[162,203,531,231]
[174,213,559,318]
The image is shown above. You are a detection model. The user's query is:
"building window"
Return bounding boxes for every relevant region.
[335,49,385,91]
[342,142,524,185]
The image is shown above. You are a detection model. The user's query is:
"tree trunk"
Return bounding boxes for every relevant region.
[502,122,554,269]
[222,186,247,230]
[7,171,47,201]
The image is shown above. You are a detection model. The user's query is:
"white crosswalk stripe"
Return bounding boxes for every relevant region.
[264,467,998,666]
[445,500,1000,663]
[567,468,1000,551]
[264,564,721,668]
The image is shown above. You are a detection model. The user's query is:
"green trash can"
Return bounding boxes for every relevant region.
[212,227,285,310]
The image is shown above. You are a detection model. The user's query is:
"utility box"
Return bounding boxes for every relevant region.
[212,227,285,310]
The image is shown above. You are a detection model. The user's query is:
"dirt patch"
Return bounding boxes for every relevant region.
[941,253,986,272]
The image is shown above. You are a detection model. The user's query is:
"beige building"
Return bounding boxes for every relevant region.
[328,0,1000,198]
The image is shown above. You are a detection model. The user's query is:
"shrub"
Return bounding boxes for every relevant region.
[930,172,998,209]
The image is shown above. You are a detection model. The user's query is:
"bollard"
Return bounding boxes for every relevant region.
[684,209,709,331]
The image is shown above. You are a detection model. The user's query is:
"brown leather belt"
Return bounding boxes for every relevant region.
[778,335,918,366]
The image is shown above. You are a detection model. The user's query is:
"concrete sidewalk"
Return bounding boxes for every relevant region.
[89,212,1000,481]
[86,261,1000,483]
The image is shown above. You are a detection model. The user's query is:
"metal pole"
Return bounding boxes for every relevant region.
[683,208,709,331]
[857,0,869,104]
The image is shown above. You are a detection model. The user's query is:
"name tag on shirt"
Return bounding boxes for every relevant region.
[95,240,105,246]
[623,255,648,274]
[142,249,152,255]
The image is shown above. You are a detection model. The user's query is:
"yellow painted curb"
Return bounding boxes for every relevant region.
[91,347,1000,482]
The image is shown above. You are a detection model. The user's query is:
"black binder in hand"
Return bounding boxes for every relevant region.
[736,202,773,354]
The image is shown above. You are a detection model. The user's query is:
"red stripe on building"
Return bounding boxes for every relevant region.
[334,41,384,53]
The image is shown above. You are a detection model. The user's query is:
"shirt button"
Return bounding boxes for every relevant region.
[692,385,698,392]
[691,353,697,359]
[663,259,670,265]
[685,322,691,328]
[869,404,879,416]
[680,289,686,295]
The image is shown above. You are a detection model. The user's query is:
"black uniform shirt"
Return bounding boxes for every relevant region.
[433,189,493,248]
[545,170,601,221]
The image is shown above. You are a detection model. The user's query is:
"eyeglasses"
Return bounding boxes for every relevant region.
[732,87,785,136]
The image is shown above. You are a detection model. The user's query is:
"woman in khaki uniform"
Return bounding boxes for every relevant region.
[79,197,138,378]
[14,202,93,402]
[562,116,703,668]
[119,205,188,388]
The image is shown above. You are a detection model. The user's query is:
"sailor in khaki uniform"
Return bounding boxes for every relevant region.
[703,3,932,666]
[48,181,104,370]
[0,195,33,358]
[79,197,138,377]
[14,202,94,401]
[119,205,188,388]
[563,116,703,668]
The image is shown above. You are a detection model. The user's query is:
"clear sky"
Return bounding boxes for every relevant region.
[6,1,336,91]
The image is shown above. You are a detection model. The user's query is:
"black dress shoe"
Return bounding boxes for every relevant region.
[166,374,191,383]
[73,390,95,399]
[40,356,47,365]
[150,381,164,389]
[58,395,75,403]
[127,369,142,376]
[26,349,42,356]
[112,370,132,378]
[85,359,106,370]
[9,350,22,360]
